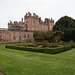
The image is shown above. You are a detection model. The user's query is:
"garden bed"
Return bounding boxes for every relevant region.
[6,43,72,54]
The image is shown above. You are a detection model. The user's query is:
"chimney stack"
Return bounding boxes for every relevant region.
[33,13,36,17]
[10,20,12,24]
[51,18,52,20]
[45,18,48,24]
[21,18,23,23]
[29,14,31,17]
[39,17,41,22]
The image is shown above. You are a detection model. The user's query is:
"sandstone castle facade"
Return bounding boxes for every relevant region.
[0,12,54,44]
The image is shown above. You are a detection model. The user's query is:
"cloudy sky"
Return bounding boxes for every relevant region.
[0,0,75,28]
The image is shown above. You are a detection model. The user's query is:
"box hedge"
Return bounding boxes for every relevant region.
[6,44,71,54]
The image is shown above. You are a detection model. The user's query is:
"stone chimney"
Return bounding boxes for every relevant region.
[39,17,41,22]
[28,12,32,17]
[21,18,23,23]
[29,14,31,17]
[36,15,38,18]
[9,20,12,24]
[45,18,48,24]
[27,13,29,16]
[48,19,50,22]
[33,13,36,17]
[51,18,52,20]
[41,20,43,23]
[14,21,15,24]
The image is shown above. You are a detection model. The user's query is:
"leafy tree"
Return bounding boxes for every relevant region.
[44,31,53,42]
[33,31,61,42]
[63,29,75,42]
[53,16,75,34]
[33,31,45,42]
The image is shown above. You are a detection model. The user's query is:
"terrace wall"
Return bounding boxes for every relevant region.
[0,30,34,44]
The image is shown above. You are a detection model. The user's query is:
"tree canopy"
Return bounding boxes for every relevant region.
[33,31,61,42]
[53,16,75,42]
[63,29,75,42]
[53,16,75,33]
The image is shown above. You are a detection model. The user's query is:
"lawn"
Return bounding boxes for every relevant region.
[0,44,75,75]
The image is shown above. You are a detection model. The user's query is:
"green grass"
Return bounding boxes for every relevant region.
[0,44,75,75]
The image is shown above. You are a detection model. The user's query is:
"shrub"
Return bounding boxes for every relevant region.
[63,29,75,42]
[27,44,37,47]
[69,40,73,44]
[33,31,56,42]
[42,43,60,48]
[43,40,49,43]
[70,42,75,48]
[6,44,71,54]
[35,42,42,45]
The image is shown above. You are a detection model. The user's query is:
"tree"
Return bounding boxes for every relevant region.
[44,31,53,42]
[53,16,75,34]
[33,31,61,42]
[33,31,45,42]
[63,29,75,42]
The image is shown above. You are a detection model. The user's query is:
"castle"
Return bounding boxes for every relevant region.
[0,12,54,44]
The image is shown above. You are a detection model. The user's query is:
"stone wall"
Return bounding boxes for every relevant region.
[24,13,54,31]
[0,30,34,44]
[0,12,54,44]
[8,12,54,31]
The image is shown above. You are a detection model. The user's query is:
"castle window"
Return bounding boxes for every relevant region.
[24,34,26,38]
[36,28,38,30]
[28,34,30,38]
[32,23,34,25]
[32,28,34,30]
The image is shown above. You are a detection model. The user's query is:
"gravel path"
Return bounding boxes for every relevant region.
[0,71,6,75]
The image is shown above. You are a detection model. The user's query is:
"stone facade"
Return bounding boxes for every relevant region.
[8,12,54,31]
[0,30,34,44]
[0,12,54,44]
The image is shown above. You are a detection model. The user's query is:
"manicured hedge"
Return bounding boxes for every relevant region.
[6,44,71,54]
[70,43,75,48]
